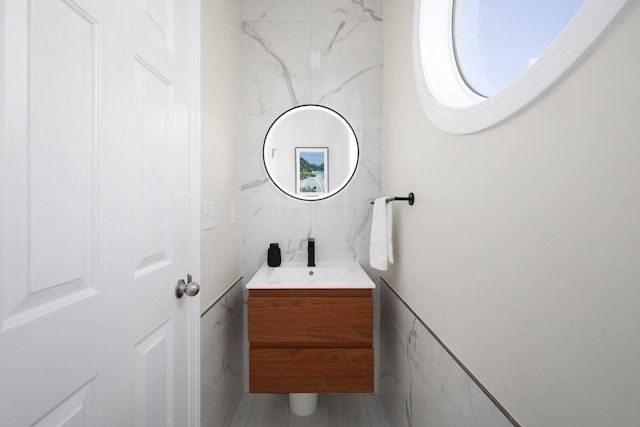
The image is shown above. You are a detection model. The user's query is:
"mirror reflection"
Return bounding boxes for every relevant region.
[263,105,359,201]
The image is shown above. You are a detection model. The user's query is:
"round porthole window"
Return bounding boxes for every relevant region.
[413,0,636,134]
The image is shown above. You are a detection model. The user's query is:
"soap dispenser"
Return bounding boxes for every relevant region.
[267,243,281,267]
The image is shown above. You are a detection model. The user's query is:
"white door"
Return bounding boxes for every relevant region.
[0,0,198,425]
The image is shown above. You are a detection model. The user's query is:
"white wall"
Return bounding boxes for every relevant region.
[383,1,640,426]
[200,0,243,312]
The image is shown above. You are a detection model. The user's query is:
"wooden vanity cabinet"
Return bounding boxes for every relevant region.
[248,289,374,393]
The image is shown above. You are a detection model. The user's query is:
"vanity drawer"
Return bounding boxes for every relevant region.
[248,290,373,347]
[249,348,374,393]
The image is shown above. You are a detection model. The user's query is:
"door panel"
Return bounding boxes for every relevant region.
[138,0,174,51]
[29,0,98,296]
[132,0,191,423]
[0,0,195,425]
[2,0,99,329]
[133,57,174,277]
[134,320,174,427]
[32,377,99,427]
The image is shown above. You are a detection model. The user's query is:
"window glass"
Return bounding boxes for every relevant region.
[453,0,586,97]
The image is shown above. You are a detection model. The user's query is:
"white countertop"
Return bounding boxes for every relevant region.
[245,262,376,289]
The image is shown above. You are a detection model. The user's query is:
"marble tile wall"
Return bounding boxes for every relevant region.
[241,0,383,282]
[201,280,244,427]
[379,280,517,427]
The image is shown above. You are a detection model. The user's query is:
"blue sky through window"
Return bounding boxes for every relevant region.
[454,0,586,97]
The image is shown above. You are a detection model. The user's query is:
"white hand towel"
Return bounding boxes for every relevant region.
[370,198,395,270]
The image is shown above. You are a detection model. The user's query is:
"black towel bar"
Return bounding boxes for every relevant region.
[370,192,415,206]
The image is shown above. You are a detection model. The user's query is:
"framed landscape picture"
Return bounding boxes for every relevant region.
[295,147,328,196]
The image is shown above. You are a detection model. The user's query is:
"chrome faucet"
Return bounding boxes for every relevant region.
[307,238,315,267]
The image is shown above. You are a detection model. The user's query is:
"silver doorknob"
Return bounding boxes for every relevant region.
[175,278,200,298]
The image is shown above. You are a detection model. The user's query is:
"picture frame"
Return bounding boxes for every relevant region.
[295,147,328,196]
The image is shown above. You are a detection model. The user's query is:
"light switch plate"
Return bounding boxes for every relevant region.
[202,201,215,230]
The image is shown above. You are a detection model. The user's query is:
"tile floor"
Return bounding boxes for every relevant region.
[228,393,390,427]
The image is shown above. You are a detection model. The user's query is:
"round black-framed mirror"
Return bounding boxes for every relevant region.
[263,104,359,201]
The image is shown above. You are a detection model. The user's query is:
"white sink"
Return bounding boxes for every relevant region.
[245,262,375,289]
[272,266,348,282]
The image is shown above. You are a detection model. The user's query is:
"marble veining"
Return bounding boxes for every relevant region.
[242,0,312,22]
[346,209,372,261]
[242,22,311,114]
[324,21,360,54]
[242,22,306,111]
[312,21,382,114]
[242,22,298,106]
[242,207,375,284]
[242,0,383,23]
[312,0,383,22]
[379,281,517,427]
[317,64,381,105]
[201,281,245,427]
[350,0,383,21]
[241,0,383,284]
[240,177,270,191]
[202,332,243,394]
[201,281,244,351]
